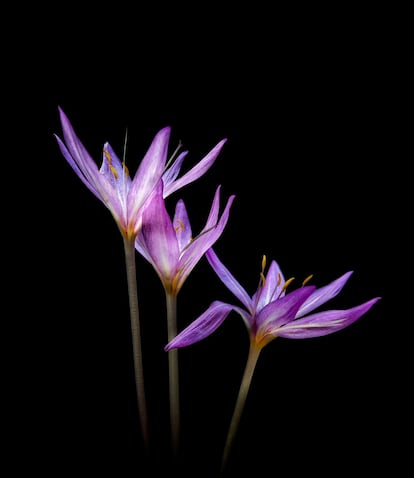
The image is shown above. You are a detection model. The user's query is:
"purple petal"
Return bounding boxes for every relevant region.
[128,126,171,219]
[255,259,286,312]
[136,180,179,280]
[55,107,103,198]
[276,297,381,339]
[162,151,188,194]
[296,271,354,318]
[173,199,192,253]
[256,286,316,331]
[176,194,235,291]
[206,248,253,311]
[164,139,227,197]
[164,301,234,350]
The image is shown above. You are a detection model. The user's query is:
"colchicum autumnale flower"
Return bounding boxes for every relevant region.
[165,248,381,469]
[136,181,235,452]
[54,107,227,450]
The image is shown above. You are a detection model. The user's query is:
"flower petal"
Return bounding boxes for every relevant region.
[164,301,234,350]
[176,193,235,291]
[128,126,171,220]
[275,297,381,339]
[296,271,354,318]
[206,248,253,311]
[136,180,179,282]
[164,139,227,197]
[256,286,316,331]
[173,199,192,253]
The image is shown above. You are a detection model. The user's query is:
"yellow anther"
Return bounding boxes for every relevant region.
[282,277,295,292]
[302,274,313,286]
[122,163,129,177]
[260,272,266,287]
[104,149,112,164]
[174,219,185,232]
[277,272,282,286]
[109,164,119,179]
[261,255,267,272]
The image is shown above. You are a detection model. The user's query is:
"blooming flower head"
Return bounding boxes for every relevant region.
[135,182,235,296]
[54,107,227,240]
[165,249,381,350]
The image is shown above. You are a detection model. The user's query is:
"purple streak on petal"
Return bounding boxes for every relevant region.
[137,180,179,281]
[296,271,354,318]
[256,286,316,331]
[164,301,234,350]
[128,126,171,219]
[162,151,188,193]
[174,199,192,253]
[275,297,381,339]
[164,139,227,197]
[206,248,253,312]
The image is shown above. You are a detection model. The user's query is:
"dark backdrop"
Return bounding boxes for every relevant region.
[10,4,407,477]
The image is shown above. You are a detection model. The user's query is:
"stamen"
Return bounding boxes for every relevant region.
[104,148,112,164]
[122,163,130,177]
[302,274,313,286]
[282,277,295,292]
[165,140,183,171]
[174,219,185,232]
[260,272,266,287]
[109,165,119,179]
[277,273,282,286]
[261,255,267,273]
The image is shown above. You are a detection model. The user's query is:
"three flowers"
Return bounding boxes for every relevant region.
[55,107,381,470]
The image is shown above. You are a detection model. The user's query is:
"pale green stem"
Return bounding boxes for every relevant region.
[123,236,149,451]
[221,339,262,473]
[166,291,180,456]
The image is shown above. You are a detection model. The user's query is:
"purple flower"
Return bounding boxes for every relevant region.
[165,249,381,350]
[54,107,227,240]
[135,183,235,296]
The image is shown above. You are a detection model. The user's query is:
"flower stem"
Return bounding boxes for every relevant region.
[166,291,180,456]
[221,340,261,473]
[123,237,149,452]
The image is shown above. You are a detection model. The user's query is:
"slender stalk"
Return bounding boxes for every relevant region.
[166,291,180,455]
[221,340,261,473]
[123,236,149,451]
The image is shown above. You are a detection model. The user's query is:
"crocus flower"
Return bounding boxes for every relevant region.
[135,181,235,453]
[54,106,227,241]
[54,107,227,451]
[165,248,381,469]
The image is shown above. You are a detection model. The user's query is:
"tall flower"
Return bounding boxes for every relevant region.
[165,248,381,469]
[54,107,227,450]
[135,181,235,453]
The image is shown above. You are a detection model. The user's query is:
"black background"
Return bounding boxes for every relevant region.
[10,4,408,477]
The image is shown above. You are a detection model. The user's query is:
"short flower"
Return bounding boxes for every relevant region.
[165,249,381,350]
[135,183,235,296]
[54,107,227,240]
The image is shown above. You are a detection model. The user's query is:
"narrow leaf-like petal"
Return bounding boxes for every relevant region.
[296,271,354,318]
[206,248,253,311]
[164,139,227,197]
[275,297,381,339]
[164,301,234,350]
